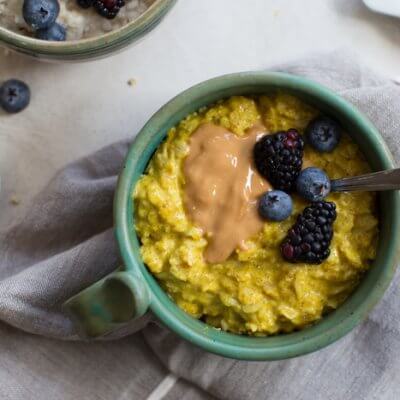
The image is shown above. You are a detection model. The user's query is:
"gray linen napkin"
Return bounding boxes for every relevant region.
[1,51,400,400]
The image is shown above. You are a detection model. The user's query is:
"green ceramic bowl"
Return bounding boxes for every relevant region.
[66,72,400,360]
[0,0,176,62]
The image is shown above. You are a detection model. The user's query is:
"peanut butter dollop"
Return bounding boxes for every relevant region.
[184,123,271,263]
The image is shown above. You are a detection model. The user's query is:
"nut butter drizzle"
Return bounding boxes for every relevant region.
[184,122,271,263]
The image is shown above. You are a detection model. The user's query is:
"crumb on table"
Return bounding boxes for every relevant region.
[127,78,137,87]
[10,195,20,206]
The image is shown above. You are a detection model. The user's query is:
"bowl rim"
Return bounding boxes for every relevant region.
[115,71,400,360]
[0,0,176,56]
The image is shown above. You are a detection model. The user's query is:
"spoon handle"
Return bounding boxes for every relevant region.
[331,168,400,192]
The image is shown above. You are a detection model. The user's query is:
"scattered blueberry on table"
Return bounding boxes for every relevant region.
[296,167,331,202]
[305,115,341,152]
[258,190,293,221]
[0,79,31,114]
[35,22,66,41]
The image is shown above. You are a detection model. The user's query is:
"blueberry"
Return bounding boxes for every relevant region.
[0,79,30,114]
[296,167,331,202]
[305,116,341,153]
[23,0,60,30]
[258,190,293,221]
[36,22,66,41]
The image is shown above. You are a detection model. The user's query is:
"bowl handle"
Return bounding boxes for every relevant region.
[63,270,150,338]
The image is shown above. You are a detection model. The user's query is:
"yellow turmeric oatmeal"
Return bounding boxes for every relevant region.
[133,94,378,335]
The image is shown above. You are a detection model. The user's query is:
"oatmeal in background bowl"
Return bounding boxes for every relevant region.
[0,0,175,60]
[0,0,155,40]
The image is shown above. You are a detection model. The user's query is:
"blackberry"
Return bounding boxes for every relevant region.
[254,129,304,192]
[76,0,93,8]
[93,0,125,18]
[281,201,336,264]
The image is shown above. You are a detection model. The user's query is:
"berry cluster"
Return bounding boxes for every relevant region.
[253,116,342,265]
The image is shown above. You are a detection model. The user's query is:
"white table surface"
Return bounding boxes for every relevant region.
[0,0,399,397]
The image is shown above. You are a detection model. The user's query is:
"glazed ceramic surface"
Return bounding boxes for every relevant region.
[66,72,400,360]
[0,0,176,62]
[363,0,400,18]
